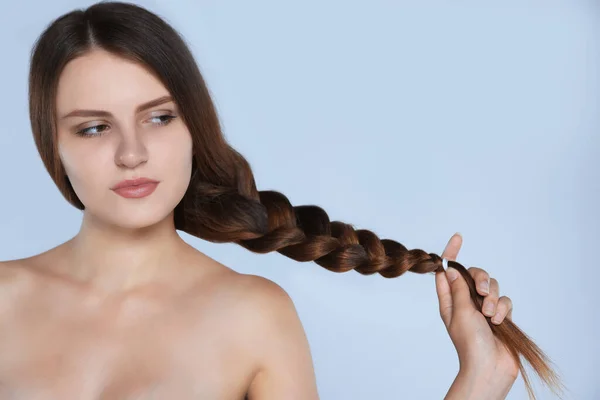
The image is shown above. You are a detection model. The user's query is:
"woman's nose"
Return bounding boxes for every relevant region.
[114,131,149,168]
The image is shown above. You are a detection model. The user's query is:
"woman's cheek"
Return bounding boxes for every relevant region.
[63,153,113,207]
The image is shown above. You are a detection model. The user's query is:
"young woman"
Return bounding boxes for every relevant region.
[0,1,561,399]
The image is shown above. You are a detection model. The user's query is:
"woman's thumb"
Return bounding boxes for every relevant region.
[435,269,453,327]
[446,265,472,310]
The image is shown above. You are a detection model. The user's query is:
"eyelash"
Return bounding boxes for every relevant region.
[75,114,177,138]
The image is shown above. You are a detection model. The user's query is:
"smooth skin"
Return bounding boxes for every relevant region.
[0,49,516,399]
[0,48,318,400]
[437,233,518,399]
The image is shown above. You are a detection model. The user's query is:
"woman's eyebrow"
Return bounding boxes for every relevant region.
[59,95,173,120]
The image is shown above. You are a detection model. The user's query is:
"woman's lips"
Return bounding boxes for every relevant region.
[112,182,159,198]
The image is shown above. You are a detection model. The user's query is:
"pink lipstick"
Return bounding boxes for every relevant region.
[111,177,160,199]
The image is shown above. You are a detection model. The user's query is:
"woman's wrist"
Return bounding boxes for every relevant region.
[444,366,515,400]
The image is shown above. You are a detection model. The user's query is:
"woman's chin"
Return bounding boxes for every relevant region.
[85,206,175,231]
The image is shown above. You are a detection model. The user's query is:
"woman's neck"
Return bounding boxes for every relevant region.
[57,210,193,293]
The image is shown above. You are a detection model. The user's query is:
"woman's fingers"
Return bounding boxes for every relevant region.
[435,232,464,329]
[468,266,503,318]
[481,278,499,317]
[441,233,463,262]
[468,266,491,296]
[435,270,453,327]
[491,296,513,325]
[457,263,515,325]
[446,266,473,312]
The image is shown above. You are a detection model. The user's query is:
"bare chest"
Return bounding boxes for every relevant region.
[0,293,252,399]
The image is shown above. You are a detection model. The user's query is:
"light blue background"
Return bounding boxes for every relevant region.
[1,1,598,398]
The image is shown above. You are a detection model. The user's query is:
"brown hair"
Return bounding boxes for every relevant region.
[28,2,563,398]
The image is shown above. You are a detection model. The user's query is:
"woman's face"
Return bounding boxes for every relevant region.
[55,48,193,229]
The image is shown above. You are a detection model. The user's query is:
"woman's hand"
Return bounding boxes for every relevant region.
[435,233,519,399]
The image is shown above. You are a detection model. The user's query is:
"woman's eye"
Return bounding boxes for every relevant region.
[75,124,109,137]
[148,115,176,126]
[74,114,177,138]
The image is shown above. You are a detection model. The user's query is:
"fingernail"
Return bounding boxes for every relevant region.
[446,266,458,282]
[480,280,489,294]
[492,312,501,324]
[484,302,494,316]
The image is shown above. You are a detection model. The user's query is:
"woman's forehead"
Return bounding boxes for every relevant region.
[56,50,167,115]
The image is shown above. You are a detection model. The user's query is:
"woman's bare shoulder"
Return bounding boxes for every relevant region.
[186,250,292,304]
[0,258,37,297]
[0,247,58,275]
[209,270,317,397]
[0,258,30,277]
[211,269,304,340]
[208,266,295,312]
[193,257,299,327]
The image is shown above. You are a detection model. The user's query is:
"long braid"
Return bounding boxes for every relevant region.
[178,168,564,400]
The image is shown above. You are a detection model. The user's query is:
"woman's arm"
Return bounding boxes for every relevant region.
[240,275,320,400]
[445,366,515,400]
